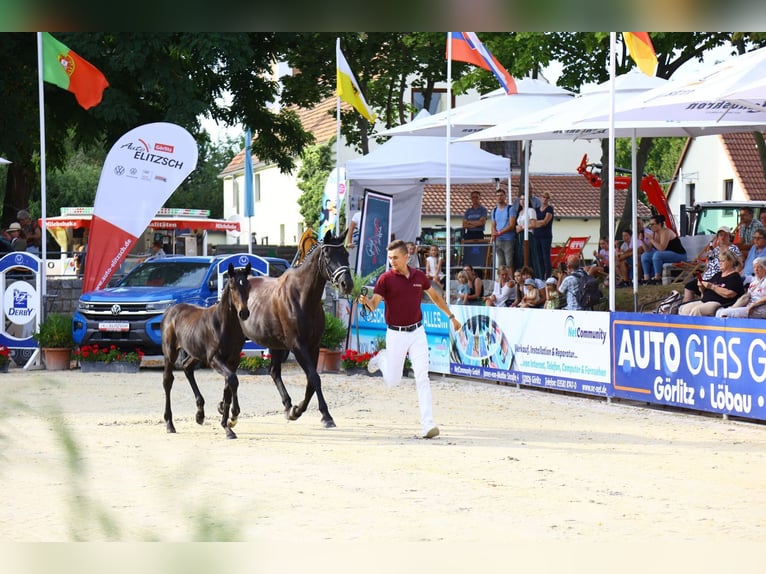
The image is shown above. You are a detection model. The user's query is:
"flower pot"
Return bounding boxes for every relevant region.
[317,348,342,373]
[42,348,72,371]
[0,363,9,373]
[80,361,140,374]
[237,367,269,376]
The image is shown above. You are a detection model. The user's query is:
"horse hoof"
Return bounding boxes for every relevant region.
[226,428,237,439]
[196,413,205,425]
[228,417,238,428]
[287,406,301,421]
[322,419,336,429]
[166,426,177,434]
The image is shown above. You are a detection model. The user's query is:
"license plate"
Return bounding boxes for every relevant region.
[98,322,129,332]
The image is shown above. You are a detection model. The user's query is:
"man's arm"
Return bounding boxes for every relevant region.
[425,286,462,331]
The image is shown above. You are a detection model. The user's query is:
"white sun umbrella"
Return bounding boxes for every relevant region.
[586,45,766,123]
[0,157,10,164]
[459,69,766,310]
[378,77,574,138]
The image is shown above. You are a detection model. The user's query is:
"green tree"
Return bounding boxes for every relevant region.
[296,138,334,230]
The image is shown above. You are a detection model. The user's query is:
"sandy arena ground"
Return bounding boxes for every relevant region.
[0,362,764,568]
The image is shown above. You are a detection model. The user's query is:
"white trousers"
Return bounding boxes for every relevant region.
[377,326,434,434]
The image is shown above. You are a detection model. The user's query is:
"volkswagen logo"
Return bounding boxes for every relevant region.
[111,304,122,315]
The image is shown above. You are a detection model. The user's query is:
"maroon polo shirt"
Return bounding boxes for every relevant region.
[374,266,431,327]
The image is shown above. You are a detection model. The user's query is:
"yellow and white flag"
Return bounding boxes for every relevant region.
[336,38,377,123]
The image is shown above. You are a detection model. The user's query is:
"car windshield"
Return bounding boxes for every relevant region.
[120,262,210,288]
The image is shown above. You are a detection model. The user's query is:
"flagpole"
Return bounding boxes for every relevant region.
[608,32,616,311]
[336,93,342,235]
[36,32,48,314]
[445,33,453,305]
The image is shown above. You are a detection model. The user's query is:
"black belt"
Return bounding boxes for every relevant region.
[388,320,422,332]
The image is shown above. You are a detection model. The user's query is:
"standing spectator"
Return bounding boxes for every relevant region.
[406,241,420,268]
[533,191,554,280]
[360,239,462,439]
[558,255,585,311]
[734,206,763,260]
[514,194,537,273]
[640,214,687,285]
[680,249,744,316]
[760,210,766,229]
[345,198,362,272]
[462,191,488,240]
[683,225,741,302]
[16,210,40,255]
[742,228,766,285]
[489,188,516,270]
[424,245,443,291]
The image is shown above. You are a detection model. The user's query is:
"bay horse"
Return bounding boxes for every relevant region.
[161,262,252,439]
[239,230,353,428]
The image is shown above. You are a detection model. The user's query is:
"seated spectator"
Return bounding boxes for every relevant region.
[641,214,686,285]
[615,229,634,287]
[462,264,484,305]
[406,241,420,268]
[519,265,546,306]
[558,255,585,311]
[683,225,741,302]
[484,266,513,307]
[543,276,561,309]
[453,270,470,305]
[518,278,542,308]
[741,229,766,285]
[717,256,766,319]
[680,249,744,316]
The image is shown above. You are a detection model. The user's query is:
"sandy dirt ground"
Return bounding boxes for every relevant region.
[0,362,764,567]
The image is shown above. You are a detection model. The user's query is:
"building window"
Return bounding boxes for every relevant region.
[481,140,520,170]
[279,224,285,246]
[232,178,240,211]
[724,179,733,200]
[411,88,453,119]
[686,182,696,206]
[254,173,261,202]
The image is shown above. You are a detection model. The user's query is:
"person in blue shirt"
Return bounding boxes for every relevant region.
[490,188,517,271]
[462,191,488,241]
[742,228,766,285]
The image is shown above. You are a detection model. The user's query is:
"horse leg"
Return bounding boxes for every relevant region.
[162,352,177,433]
[268,349,296,421]
[182,357,205,426]
[292,346,335,428]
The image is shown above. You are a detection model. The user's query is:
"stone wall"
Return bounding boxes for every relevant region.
[45,278,83,315]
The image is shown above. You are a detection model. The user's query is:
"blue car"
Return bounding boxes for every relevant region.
[72,254,290,355]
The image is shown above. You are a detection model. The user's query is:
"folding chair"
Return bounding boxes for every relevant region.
[667,235,713,285]
[553,236,590,270]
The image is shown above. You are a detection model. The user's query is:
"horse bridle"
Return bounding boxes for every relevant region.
[317,242,351,290]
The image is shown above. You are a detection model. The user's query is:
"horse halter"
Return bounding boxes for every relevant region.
[317,242,351,290]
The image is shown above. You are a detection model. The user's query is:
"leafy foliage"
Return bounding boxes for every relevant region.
[238,352,271,372]
[320,311,346,350]
[75,344,143,364]
[32,313,75,348]
[296,138,334,230]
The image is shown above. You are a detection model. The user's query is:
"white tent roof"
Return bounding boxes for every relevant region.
[346,135,509,242]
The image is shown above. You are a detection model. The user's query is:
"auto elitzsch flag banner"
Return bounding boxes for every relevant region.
[82,122,198,292]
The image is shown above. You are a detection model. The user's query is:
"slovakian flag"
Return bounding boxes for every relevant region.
[41,32,109,109]
[82,123,198,293]
[623,32,658,77]
[447,32,517,95]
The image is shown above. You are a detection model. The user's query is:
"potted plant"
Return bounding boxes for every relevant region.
[238,352,271,375]
[74,343,144,373]
[318,311,346,373]
[340,349,373,375]
[32,312,75,370]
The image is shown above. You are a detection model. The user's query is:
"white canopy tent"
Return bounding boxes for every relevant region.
[378,78,573,138]
[345,135,510,245]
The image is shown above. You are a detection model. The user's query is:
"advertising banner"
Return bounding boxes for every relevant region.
[612,312,766,420]
[449,306,611,396]
[82,123,198,292]
[358,190,392,278]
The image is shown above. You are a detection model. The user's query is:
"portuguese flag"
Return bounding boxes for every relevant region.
[42,32,109,109]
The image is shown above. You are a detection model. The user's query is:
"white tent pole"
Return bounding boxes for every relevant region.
[36,32,48,314]
[523,140,530,269]
[445,33,453,304]
[608,32,616,311]
[631,131,638,311]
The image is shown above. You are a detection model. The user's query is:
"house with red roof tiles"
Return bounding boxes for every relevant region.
[667,132,766,218]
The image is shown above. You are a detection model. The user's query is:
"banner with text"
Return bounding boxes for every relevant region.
[82,122,198,292]
[612,312,766,420]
